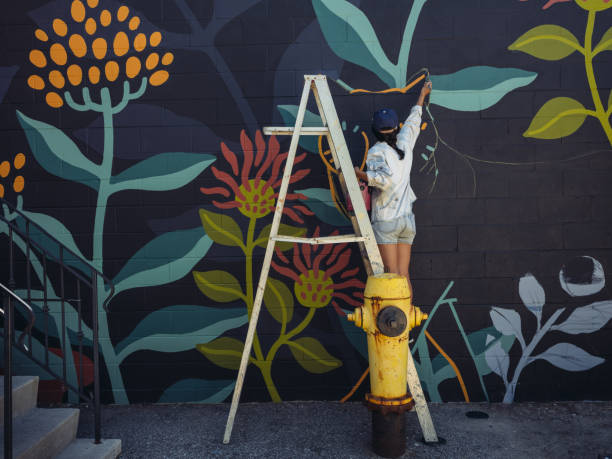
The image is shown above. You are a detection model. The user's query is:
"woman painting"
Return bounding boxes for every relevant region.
[354,80,432,295]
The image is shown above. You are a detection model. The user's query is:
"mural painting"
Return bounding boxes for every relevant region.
[1,0,611,405]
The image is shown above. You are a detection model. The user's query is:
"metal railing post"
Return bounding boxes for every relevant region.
[92,272,101,444]
[4,226,15,459]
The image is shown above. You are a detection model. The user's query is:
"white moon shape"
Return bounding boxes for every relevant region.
[559,256,605,297]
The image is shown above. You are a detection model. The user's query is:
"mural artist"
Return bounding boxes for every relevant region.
[354,80,432,294]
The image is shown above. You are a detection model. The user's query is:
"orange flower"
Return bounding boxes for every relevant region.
[26,0,174,110]
[271,226,365,310]
[200,130,314,223]
[0,153,27,198]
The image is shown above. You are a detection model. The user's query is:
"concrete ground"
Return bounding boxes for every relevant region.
[76,401,612,458]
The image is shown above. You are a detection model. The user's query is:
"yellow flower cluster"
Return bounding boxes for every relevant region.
[27,0,174,108]
[0,153,26,198]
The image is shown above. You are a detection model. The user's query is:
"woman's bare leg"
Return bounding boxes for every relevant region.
[398,243,413,296]
[378,243,399,274]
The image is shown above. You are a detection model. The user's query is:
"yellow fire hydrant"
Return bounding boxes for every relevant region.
[347,273,428,458]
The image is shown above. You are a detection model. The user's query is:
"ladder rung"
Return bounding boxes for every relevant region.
[272,234,365,245]
[263,126,330,136]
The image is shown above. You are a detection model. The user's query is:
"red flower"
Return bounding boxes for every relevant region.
[200,130,314,223]
[271,226,364,312]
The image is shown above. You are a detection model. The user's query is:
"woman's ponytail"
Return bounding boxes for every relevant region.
[373,126,405,160]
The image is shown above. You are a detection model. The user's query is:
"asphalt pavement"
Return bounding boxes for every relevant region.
[76,401,612,458]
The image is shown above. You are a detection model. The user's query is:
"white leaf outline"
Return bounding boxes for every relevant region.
[531,342,604,371]
[519,273,545,322]
[551,300,612,335]
[484,338,510,381]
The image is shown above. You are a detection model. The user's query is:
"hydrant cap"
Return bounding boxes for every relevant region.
[364,273,411,299]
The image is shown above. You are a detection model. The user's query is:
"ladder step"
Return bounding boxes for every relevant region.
[272,234,365,245]
[263,126,329,136]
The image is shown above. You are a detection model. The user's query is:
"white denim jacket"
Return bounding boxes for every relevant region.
[366,105,422,223]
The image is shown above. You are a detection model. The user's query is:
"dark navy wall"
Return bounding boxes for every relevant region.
[1,0,611,405]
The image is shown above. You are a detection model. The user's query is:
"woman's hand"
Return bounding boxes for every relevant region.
[417,80,432,106]
[354,166,368,182]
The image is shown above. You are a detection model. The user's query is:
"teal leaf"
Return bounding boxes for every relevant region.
[295,188,350,226]
[110,153,215,192]
[0,334,63,381]
[17,211,91,275]
[115,305,247,362]
[16,110,100,188]
[312,0,397,87]
[113,227,213,296]
[340,308,368,359]
[158,379,235,403]
[14,289,93,344]
[429,66,537,111]
[277,105,324,153]
[420,153,429,161]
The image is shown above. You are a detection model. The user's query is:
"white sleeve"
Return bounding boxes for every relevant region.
[365,147,392,191]
[397,105,422,152]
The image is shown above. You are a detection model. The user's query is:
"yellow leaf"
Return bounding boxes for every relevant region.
[509,25,581,61]
[524,97,588,139]
[288,337,342,374]
[196,337,245,370]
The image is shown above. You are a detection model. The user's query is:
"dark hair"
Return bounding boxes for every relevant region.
[372,126,405,160]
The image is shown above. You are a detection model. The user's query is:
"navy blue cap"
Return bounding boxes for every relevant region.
[372,108,399,132]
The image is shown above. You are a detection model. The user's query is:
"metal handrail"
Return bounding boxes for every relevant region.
[0,282,35,350]
[1,198,115,458]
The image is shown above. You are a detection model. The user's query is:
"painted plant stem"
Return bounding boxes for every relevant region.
[584,10,612,146]
[396,0,427,86]
[174,0,259,136]
[92,88,128,404]
[502,308,564,403]
[447,301,489,402]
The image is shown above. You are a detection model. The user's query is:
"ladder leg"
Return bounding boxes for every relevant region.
[406,350,438,442]
[223,237,275,444]
[223,77,314,444]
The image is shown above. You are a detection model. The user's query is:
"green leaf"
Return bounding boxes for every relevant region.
[198,208,244,248]
[158,379,235,403]
[287,337,342,374]
[196,337,245,370]
[193,270,245,303]
[594,26,612,54]
[113,227,213,296]
[277,105,324,153]
[115,305,247,362]
[263,277,294,324]
[429,66,537,111]
[17,211,91,275]
[607,89,612,113]
[110,153,215,192]
[312,0,397,87]
[524,97,588,139]
[16,110,100,189]
[255,223,306,251]
[508,25,581,60]
[294,188,350,226]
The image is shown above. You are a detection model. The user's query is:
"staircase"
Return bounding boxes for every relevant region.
[1,198,120,458]
[1,375,120,459]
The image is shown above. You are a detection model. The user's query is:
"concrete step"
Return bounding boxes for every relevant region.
[56,438,121,459]
[0,376,39,424]
[0,407,79,459]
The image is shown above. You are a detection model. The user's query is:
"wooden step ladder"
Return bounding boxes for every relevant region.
[223,74,438,444]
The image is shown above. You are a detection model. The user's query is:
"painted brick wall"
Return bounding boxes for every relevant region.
[1,0,611,405]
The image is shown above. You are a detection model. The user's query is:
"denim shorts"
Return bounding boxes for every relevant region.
[372,214,416,244]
